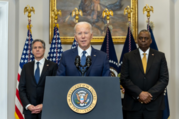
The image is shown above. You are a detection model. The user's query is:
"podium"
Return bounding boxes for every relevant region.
[42,76,123,119]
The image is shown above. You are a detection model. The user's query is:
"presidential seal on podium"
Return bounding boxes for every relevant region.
[67,83,97,114]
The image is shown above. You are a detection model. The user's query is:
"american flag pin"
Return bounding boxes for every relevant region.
[47,64,49,66]
[152,54,154,56]
[94,55,96,57]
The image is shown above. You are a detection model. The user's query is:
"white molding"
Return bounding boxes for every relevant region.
[0,1,8,119]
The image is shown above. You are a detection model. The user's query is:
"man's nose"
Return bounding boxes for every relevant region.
[142,38,145,42]
[81,33,85,38]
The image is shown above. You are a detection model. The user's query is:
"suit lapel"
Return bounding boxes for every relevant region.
[30,61,37,85]
[133,49,144,74]
[38,59,50,84]
[86,47,97,76]
[146,49,155,74]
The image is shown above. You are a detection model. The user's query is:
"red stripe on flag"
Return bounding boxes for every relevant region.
[17,74,21,82]
[16,89,23,106]
[15,105,24,119]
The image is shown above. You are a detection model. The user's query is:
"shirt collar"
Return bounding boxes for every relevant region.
[35,57,45,64]
[139,48,150,56]
[78,45,91,56]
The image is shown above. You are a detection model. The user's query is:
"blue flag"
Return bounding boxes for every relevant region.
[71,39,78,49]
[148,25,170,119]
[118,27,137,73]
[101,27,118,76]
[148,25,158,50]
[47,26,63,65]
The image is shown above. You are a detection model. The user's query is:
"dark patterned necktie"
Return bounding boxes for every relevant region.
[35,62,40,83]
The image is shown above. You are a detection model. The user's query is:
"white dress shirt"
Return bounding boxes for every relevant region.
[78,45,91,57]
[139,48,150,62]
[26,57,45,110]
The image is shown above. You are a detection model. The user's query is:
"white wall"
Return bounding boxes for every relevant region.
[4,0,179,119]
[1,0,18,119]
[0,1,9,119]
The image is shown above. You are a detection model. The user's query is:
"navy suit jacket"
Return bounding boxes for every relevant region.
[56,47,110,76]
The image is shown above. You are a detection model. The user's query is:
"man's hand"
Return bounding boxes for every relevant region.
[31,104,43,114]
[139,91,152,104]
[27,105,36,112]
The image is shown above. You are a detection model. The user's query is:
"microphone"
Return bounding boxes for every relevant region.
[74,56,80,68]
[86,56,91,68]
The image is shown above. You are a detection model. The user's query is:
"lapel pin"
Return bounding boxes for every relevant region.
[152,54,154,56]
[94,55,96,57]
[47,64,49,66]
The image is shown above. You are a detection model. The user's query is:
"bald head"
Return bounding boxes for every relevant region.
[74,22,93,34]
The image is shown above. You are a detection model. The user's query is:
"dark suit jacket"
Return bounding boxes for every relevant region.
[19,59,58,114]
[121,48,169,111]
[56,47,110,76]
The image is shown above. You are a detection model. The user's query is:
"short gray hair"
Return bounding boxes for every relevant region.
[138,29,151,38]
[74,21,93,34]
[32,39,46,49]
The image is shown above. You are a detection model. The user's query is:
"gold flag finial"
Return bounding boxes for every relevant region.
[102,8,113,24]
[53,7,62,24]
[24,5,35,19]
[124,6,133,21]
[24,5,35,33]
[71,8,83,23]
[143,4,153,18]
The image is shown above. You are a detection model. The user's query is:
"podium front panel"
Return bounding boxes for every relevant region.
[42,76,123,119]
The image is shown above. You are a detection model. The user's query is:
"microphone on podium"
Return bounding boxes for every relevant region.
[74,55,92,76]
[74,56,80,68]
[86,56,91,69]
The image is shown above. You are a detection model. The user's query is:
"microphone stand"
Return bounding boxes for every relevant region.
[80,65,90,76]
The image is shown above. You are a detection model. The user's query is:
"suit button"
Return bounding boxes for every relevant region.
[144,77,146,80]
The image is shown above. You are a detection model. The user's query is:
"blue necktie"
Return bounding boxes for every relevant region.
[81,51,86,66]
[35,62,40,83]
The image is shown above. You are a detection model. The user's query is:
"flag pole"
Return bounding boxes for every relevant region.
[47,5,63,64]
[52,6,61,64]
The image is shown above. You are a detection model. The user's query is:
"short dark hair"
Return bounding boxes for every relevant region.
[32,39,45,49]
[138,29,151,38]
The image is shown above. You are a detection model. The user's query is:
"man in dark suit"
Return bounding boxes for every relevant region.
[19,39,58,119]
[56,22,110,76]
[121,29,169,119]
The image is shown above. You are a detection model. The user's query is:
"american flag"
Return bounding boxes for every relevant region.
[47,26,63,65]
[71,39,78,49]
[15,30,34,119]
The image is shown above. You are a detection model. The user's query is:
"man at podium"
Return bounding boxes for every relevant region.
[56,22,110,76]
[121,30,169,119]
